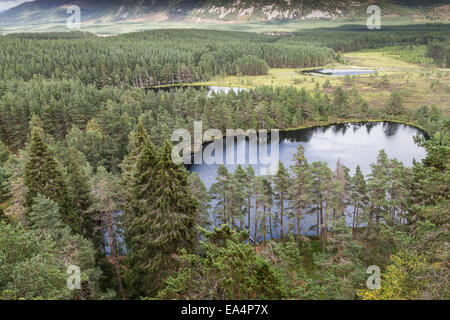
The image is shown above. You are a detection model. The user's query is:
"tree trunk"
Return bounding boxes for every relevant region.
[263,207,266,246]
[280,195,284,240]
[269,215,273,240]
[323,201,329,254]
[105,207,126,300]
[254,199,258,252]
[316,208,320,237]
[248,195,251,244]
[320,202,324,238]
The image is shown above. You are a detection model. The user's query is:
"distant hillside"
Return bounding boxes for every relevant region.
[0,0,448,26]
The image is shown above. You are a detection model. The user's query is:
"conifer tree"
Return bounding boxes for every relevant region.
[252,176,266,246]
[121,121,151,219]
[367,150,390,223]
[230,165,247,228]
[273,161,290,240]
[25,194,108,299]
[388,159,408,225]
[365,150,391,265]
[384,91,405,116]
[244,165,255,244]
[150,140,198,294]
[65,148,93,238]
[0,206,6,223]
[408,134,450,226]
[0,141,9,165]
[258,177,274,245]
[333,86,348,112]
[290,145,311,242]
[125,140,197,297]
[309,161,333,244]
[157,225,286,300]
[209,165,231,225]
[311,217,365,300]
[24,127,77,232]
[350,165,368,234]
[188,172,211,252]
[0,165,11,203]
[123,132,159,298]
[330,160,351,224]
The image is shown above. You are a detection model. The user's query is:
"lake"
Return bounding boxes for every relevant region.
[188,122,427,237]
[146,85,247,96]
[302,69,375,76]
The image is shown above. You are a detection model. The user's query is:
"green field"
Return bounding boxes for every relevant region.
[194,50,450,115]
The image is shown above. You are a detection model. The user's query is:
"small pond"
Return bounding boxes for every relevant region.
[302,69,375,76]
[146,85,247,95]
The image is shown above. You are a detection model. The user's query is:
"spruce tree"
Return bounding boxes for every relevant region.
[125,140,197,297]
[24,127,77,232]
[124,134,159,297]
[65,148,93,238]
[121,121,151,220]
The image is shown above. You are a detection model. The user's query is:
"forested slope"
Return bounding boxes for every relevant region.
[0,0,448,26]
[0,30,335,87]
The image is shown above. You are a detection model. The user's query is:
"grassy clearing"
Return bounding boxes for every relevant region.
[195,50,450,115]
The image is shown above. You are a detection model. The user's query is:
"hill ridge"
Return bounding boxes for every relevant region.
[0,0,448,26]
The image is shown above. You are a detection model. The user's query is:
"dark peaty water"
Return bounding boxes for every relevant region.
[302,69,375,76]
[188,122,427,238]
[146,85,247,95]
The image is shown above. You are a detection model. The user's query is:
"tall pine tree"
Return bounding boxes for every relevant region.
[24,127,77,232]
[273,161,290,240]
[125,139,197,298]
[290,145,311,242]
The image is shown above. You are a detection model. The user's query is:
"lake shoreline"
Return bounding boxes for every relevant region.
[183,118,429,159]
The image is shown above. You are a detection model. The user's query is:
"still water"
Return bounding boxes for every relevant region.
[302,69,375,76]
[188,122,427,238]
[146,85,247,95]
